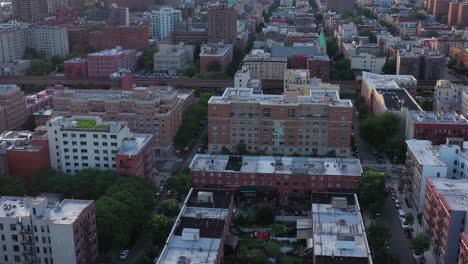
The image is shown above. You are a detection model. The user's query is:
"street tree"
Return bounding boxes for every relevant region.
[161,199,180,216]
[359,169,387,208]
[410,233,431,256]
[405,213,415,226]
[167,169,191,195]
[367,221,390,251]
[255,203,275,225]
[0,176,26,196]
[149,214,173,246]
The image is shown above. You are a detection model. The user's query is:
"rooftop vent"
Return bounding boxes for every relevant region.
[182,228,200,241]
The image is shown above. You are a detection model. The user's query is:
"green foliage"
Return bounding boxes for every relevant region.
[271,223,286,237]
[263,242,280,258]
[0,176,26,196]
[423,30,439,38]
[382,55,396,74]
[238,246,268,264]
[379,21,397,35]
[161,199,180,216]
[24,48,46,60]
[84,23,105,31]
[174,92,212,149]
[405,213,415,225]
[418,100,433,111]
[367,221,390,250]
[29,59,52,76]
[410,233,431,255]
[354,96,369,120]
[139,47,158,71]
[183,65,197,77]
[360,112,400,145]
[149,214,173,246]
[359,30,377,43]
[255,203,274,225]
[167,169,191,195]
[207,60,222,73]
[435,13,448,24]
[326,37,355,80]
[359,169,387,208]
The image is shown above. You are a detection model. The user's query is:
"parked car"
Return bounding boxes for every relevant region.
[394,199,401,209]
[120,249,129,260]
[404,228,413,239]
[167,190,173,197]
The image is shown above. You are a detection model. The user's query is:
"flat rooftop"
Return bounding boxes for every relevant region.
[409,111,468,124]
[209,87,352,107]
[271,46,317,57]
[429,178,468,212]
[0,196,92,225]
[406,140,446,166]
[88,48,134,57]
[0,84,20,95]
[363,72,416,87]
[55,86,177,102]
[117,134,153,156]
[312,195,372,263]
[190,155,362,177]
[376,88,420,111]
[200,43,232,56]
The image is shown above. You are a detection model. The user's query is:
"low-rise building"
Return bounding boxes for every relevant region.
[64,58,87,78]
[242,49,287,80]
[0,196,98,264]
[434,37,468,56]
[47,116,154,177]
[154,43,194,75]
[199,43,233,75]
[26,26,69,59]
[190,154,362,199]
[0,84,27,133]
[88,26,149,51]
[86,47,137,78]
[309,193,372,264]
[157,188,234,264]
[433,80,467,113]
[398,18,419,38]
[349,53,386,73]
[396,50,445,80]
[462,90,468,115]
[450,47,468,69]
[0,60,30,76]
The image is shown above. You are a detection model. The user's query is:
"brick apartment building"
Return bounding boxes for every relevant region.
[86,48,137,78]
[290,55,330,81]
[88,26,149,51]
[448,2,468,26]
[0,84,27,133]
[116,136,155,179]
[171,31,208,46]
[189,154,363,199]
[207,5,237,44]
[52,86,182,156]
[242,50,287,80]
[0,196,97,264]
[64,58,87,78]
[396,50,445,80]
[157,188,234,264]
[423,177,468,264]
[461,233,468,264]
[405,111,468,144]
[208,87,353,157]
[450,47,468,68]
[434,37,468,55]
[199,43,233,75]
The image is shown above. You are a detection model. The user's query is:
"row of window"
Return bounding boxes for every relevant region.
[61,133,117,139]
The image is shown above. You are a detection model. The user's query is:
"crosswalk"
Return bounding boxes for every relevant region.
[362,162,405,170]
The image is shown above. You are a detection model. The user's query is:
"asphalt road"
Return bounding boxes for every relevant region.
[382,195,416,264]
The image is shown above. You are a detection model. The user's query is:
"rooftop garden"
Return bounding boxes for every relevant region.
[76,119,108,130]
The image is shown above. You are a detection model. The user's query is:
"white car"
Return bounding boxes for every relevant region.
[120,249,129,260]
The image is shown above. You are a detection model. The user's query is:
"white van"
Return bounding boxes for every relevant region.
[398,209,406,218]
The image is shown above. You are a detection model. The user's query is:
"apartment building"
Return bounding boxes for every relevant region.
[242,49,287,80]
[157,188,234,264]
[349,53,386,74]
[309,194,372,264]
[433,80,467,113]
[52,86,182,156]
[448,2,468,26]
[190,155,362,199]
[0,196,97,264]
[207,5,237,44]
[396,50,445,81]
[398,18,419,38]
[290,55,330,82]
[326,0,355,14]
[0,60,30,76]
[47,116,154,176]
[154,43,194,75]
[405,111,468,144]
[450,47,468,69]
[462,90,468,115]
[64,58,87,78]
[108,4,129,26]
[423,177,468,264]
[0,85,27,133]
[150,7,182,40]
[26,26,69,59]
[86,48,137,78]
[88,26,149,51]
[405,139,448,214]
[434,37,468,56]
[11,0,43,22]
[208,86,353,156]
[199,43,233,75]
[0,24,27,62]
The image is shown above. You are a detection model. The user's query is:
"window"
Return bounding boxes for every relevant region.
[13,245,19,252]
[93,134,98,139]
[10,224,16,231]
[111,143,117,147]
[110,135,117,139]
[102,135,107,139]
[11,235,18,241]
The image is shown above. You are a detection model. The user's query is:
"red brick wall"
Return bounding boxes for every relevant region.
[64,61,87,78]
[6,146,50,184]
[89,27,149,51]
[412,123,468,145]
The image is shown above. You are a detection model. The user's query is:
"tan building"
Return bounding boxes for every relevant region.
[433,80,467,113]
[242,49,287,80]
[52,86,183,156]
[284,69,310,90]
[462,90,468,115]
[0,84,27,132]
[208,86,353,157]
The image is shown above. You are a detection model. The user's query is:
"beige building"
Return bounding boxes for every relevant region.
[52,86,183,156]
[242,49,287,80]
[26,26,69,59]
[0,60,30,76]
[154,43,194,75]
[208,85,353,157]
[0,84,27,132]
[433,80,467,113]
[461,89,468,115]
[284,69,310,90]
[0,24,27,62]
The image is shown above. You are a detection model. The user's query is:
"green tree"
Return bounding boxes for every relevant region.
[271,223,286,237]
[255,203,274,225]
[367,221,390,250]
[23,48,46,60]
[161,199,180,216]
[447,59,457,69]
[382,55,396,74]
[405,213,415,225]
[183,65,197,77]
[263,242,280,258]
[360,112,400,146]
[167,169,191,195]
[29,59,52,76]
[410,233,431,256]
[359,30,377,43]
[354,96,369,120]
[139,47,158,71]
[235,142,249,155]
[423,30,439,38]
[0,176,26,196]
[207,60,222,73]
[149,214,172,246]
[359,169,387,208]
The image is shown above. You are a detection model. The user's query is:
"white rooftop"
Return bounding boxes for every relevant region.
[312,199,372,260]
[158,236,220,264]
[190,154,362,176]
[429,178,468,212]
[0,196,92,225]
[409,111,468,124]
[406,140,446,166]
[117,134,153,156]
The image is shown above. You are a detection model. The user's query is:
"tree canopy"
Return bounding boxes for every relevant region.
[161,199,180,216]
[167,169,191,195]
[149,214,173,246]
[359,169,387,208]
[360,112,400,146]
[0,176,26,196]
[139,47,158,71]
[410,233,431,256]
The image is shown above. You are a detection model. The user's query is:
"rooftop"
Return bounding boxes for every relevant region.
[48,116,124,132]
[54,86,177,102]
[117,134,153,156]
[406,140,446,166]
[209,87,352,107]
[271,46,317,57]
[88,47,135,57]
[0,196,93,225]
[0,84,20,95]
[409,111,468,124]
[362,72,417,88]
[376,88,420,111]
[189,155,362,177]
[312,194,372,263]
[200,43,232,56]
[428,178,468,212]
